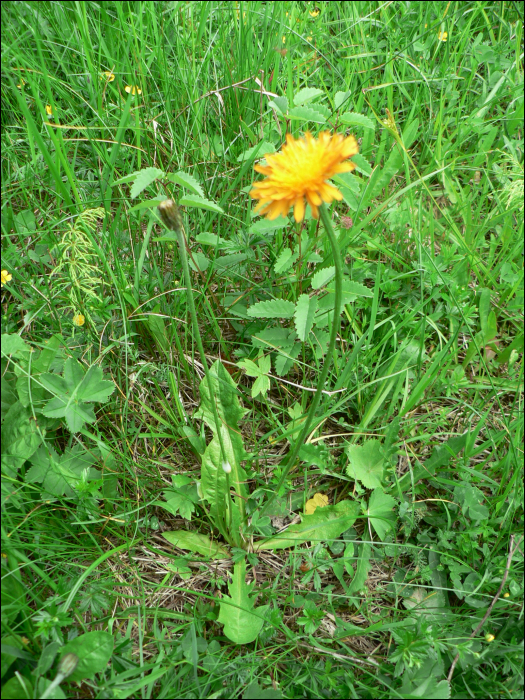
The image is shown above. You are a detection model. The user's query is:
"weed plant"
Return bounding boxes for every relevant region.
[1,1,523,698]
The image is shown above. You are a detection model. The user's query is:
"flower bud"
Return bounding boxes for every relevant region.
[485,633,495,643]
[222,461,232,474]
[58,652,79,678]
[158,199,182,232]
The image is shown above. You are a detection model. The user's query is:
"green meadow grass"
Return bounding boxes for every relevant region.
[1,1,523,698]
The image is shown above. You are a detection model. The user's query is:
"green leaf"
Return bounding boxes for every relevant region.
[367,488,396,540]
[294,294,317,341]
[347,542,371,595]
[255,500,359,551]
[162,530,230,558]
[274,248,299,274]
[76,366,115,403]
[293,87,324,105]
[325,279,374,301]
[237,142,276,163]
[311,266,335,290]
[237,355,271,398]
[334,90,351,110]
[179,194,224,213]
[39,358,114,433]
[1,402,43,476]
[345,439,385,489]
[25,444,97,499]
[247,299,296,319]
[288,106,328,123]
[268,96,288,116]
[129,167,165,199]
[195,232,228,247]
[58,632,114,682]
[1,334,30,358]
[196,360,246,432]
[218,559,269,644]
[165,170,204,197]
[339,111,375,129]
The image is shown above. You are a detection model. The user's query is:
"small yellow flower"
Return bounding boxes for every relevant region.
[503,592,510,598]
[485,633,495,642]
[1,270,12,287]
[45,104,53,116]
[424,23,428,28]
[309,9,320,18]
[125,85,142,95]
[307,36,313,42]
[438,30,448,41]
[101,71,115,82]
[72,313,85,327]
[282,35,286,44]
[17,78,26,88]
[250,131,359,222]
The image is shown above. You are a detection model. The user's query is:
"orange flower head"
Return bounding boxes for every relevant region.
[250,131,358,222]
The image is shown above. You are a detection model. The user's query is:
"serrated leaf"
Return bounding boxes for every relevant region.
[345,439,385,489]
[288,106,327,124]
[162,530,230,558]
[165,170,204,197]
[274,342,301,376]
[294,88,324,106]
[334,90,351,110]
[304,492,329,515]
[26,444,97,498]
[339,111,375,129]
[130,167,165,199]
[324,279,374,304]
[179,195,224,213]
[268,96,288,115]
[311,266,335,290]
[218,560,269,644]
[247,299,296,319]
[248,218,288,235]
[195,232,228,247]
[274,248,299,274]
[76,366,115,403]
[237,142,276,163]
[1,402,43,476]
[252,328,296,351]
[294,294,317,341]
[367,488,396,540]
[1,334,30,358]
[255,500,359,551]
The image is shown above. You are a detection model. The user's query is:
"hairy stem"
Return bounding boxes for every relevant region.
[259,203,343,519]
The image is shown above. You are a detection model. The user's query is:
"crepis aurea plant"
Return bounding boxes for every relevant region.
[152,131,361,644]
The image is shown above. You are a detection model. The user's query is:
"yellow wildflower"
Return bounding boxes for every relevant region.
[100,71,115,82]
[282,35,286,44]
[503,592,510,598]
[45,105,53,116]
[309,9,320,18]
[72,313,85,327]
[1,270,12,287]
[17,78,26,88]
[307,36,313,42]
[485,634,495,643]
[438,31,448,41]
[250,131,358,222]
[125,85,142,95]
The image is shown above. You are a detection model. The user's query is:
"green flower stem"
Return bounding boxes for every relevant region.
[259,203,343,520]
[174,226,234,545]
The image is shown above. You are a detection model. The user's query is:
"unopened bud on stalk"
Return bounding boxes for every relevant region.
[158,199,182,232]
[58,653,79,678]
[222,461,232,474]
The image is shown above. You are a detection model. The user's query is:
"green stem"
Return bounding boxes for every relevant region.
[175,227,233,544]
[259,203,343,519]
